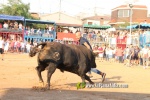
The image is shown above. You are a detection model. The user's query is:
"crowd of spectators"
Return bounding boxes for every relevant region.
[0,20,23,31]
[93,44,150,69]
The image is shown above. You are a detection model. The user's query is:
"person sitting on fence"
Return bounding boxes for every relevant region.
[9,22,14,29]
[37,28,42,37]
[30,28,34,35]
[14,21,18,30]
[3,22,8,29]
[18,23,23,30]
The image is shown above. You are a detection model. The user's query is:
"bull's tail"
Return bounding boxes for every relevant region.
[29,42,47,57]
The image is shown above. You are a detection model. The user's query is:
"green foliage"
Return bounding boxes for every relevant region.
[119,22,130,28]
[76,82,86,89]
[0,0,31,19]
[0,0,44,29]
[32,24,46,29]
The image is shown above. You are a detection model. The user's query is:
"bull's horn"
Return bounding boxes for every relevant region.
[36,42,47,47]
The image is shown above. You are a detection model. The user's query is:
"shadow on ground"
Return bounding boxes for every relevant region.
[0,88,150,100]
[91,76,122,81]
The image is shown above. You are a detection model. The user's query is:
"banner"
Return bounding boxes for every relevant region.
[57,32,78,41]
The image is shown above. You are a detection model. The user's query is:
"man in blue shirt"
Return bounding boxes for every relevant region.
[76,32,106,82]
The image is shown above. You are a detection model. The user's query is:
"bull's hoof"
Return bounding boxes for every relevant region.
[76,82,86,89]
[90,82,94,84]
[45,84,50,90]
[31,86,47,91]
[31,82,50,91]
[38,81,44,87]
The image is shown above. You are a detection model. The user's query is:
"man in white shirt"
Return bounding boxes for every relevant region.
[142,45,149,69]
[3,22,8,29]
[21,41,25,53]
[0,37,4,60]
[26,42,31,53]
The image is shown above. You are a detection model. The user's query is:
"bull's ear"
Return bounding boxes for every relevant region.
[93,52,99,57]
[35,48,41,52]
[53,52,60,61]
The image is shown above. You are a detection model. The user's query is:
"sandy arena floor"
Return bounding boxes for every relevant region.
[0,53,150,100]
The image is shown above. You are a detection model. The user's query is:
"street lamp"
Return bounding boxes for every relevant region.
[129,4,133,35]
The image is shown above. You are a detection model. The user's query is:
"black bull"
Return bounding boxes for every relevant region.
[29,42,98,89]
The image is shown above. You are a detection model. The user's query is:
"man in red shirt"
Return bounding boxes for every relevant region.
[116,47,123,63]
[0,23,2,28]
[98,45,104,62]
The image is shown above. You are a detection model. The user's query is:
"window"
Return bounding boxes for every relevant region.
[88,22,92,25]
[148,13,150,17]
[118,10,123,17]
[118,10,130,17]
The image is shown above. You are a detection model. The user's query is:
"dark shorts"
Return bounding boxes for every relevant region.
[133,56,139,60]
[127,55,130,59]
[130,55,134,60]
[0,48,4,54]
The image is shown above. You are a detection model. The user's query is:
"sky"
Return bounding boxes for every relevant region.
[1,0,150,16]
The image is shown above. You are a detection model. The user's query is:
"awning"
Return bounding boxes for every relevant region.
[83,24,111,29]
[0,14,24,21]
[25,19,55,24]
[126,25,137,29]
[126,24,150,29]
[135,24,150,29]
[56,23,82,27]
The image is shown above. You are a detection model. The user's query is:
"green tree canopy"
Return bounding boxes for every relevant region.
[0,0,31,19]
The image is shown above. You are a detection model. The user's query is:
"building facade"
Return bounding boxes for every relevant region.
[40,12,82,26]
[110,5,150,25]
[82,15,111,26]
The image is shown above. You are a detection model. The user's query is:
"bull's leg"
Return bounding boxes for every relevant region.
[85,74,94,84]
[36,66,45,87]
[46,63,56,90]
[78,64,94,89]
[80,74,86,83]
[78,65,86,84]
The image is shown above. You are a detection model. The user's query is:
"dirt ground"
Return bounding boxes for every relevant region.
[0,53,150,100]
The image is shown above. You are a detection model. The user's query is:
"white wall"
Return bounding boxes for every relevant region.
[41,12,82,25]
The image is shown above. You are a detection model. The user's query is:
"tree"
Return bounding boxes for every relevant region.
[0,0,31,19]
[118,21,130,28]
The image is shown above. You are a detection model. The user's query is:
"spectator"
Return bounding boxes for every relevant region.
[4,39,9,54]
[0,37,4,60]
[26,42,31,53]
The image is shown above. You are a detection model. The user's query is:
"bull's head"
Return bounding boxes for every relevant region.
[29,47,40,57]
[29,42,47,57]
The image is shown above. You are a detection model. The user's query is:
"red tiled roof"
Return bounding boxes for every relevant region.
[108,18,150,24]
[112,5,147,10]
[133,18,150,23]
[108,19,117,24]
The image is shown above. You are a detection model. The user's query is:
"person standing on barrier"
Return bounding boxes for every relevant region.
[76,32,106,82]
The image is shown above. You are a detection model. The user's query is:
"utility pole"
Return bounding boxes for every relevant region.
[39,0,41,19]
[59,0,61,20]
[94,7,97,16]
[94,0,97,16]
[129,4,133,36]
